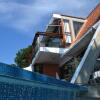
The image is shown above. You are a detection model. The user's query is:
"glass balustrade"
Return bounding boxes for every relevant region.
[32,33,62,58]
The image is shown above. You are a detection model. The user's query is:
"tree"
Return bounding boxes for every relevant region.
[15,45,32,68]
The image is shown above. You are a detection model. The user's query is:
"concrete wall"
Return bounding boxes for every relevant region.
[77,85,100,99]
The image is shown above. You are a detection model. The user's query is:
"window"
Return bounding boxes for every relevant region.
[63,20,72,44]
[42,37,61,47]
[73,21,83,36]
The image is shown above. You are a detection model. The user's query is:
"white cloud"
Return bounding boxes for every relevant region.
[0,1,57,32]
[0,0,99,33]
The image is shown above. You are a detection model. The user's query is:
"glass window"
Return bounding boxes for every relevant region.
[73,21,83,36]
[64,20,72,44]
[64,20,70,33]
[41,37,61,47]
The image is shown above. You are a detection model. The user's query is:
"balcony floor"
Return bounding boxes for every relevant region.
[32,47,69,65]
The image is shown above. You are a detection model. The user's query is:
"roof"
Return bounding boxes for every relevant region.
[61,14,85,20]
[52,13,85,20]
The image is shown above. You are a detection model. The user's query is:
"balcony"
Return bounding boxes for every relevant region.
[32,32,69,65]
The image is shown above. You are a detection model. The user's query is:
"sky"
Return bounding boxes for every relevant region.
[0,0,99,64]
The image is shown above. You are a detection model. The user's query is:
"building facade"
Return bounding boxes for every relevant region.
[32,14,85,78]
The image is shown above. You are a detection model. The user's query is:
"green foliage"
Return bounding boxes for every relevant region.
[15,45,32,68]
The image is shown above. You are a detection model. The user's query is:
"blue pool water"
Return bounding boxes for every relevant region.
[0,63,87,100]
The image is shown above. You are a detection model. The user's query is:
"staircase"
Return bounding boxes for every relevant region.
[71,25,100,84]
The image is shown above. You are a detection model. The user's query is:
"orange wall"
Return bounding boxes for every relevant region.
[43,64,59,77]
[72,4,100,45]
